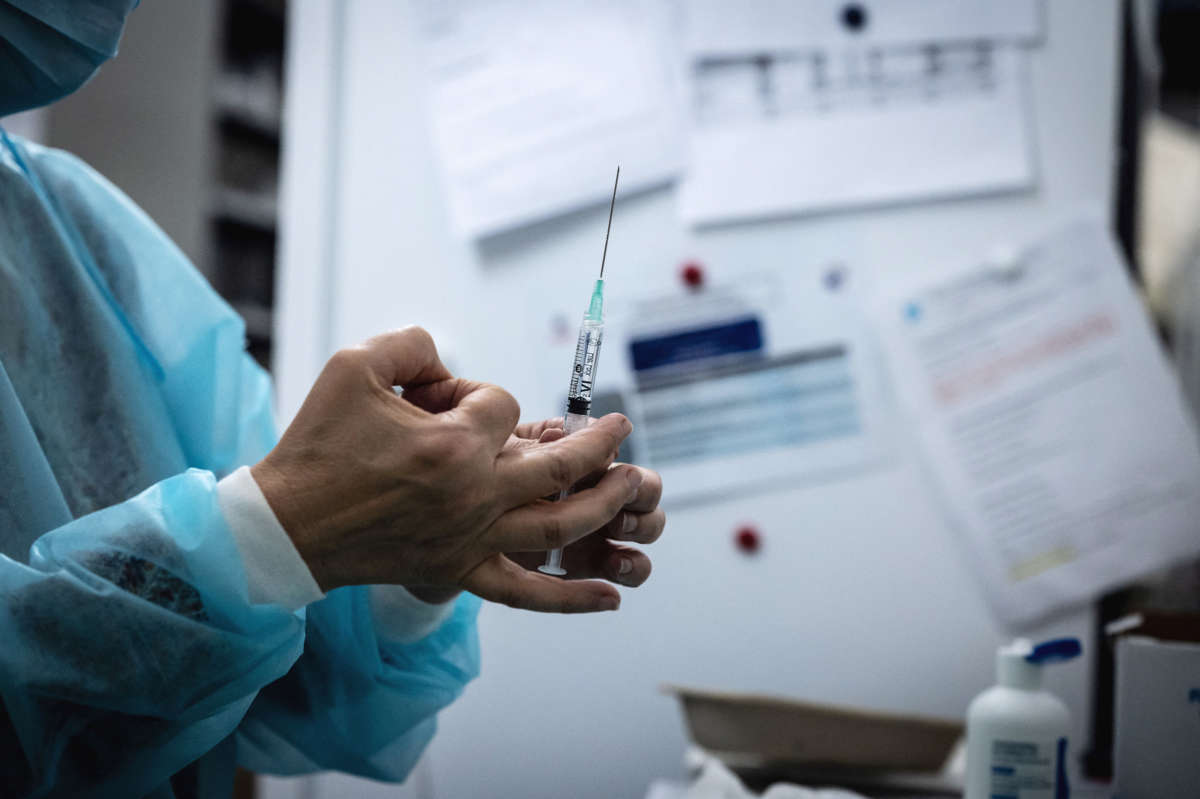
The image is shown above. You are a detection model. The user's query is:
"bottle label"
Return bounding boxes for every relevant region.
[987,737,1067,798]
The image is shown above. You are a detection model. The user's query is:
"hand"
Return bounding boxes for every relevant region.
[252,326,637,613]
[503,420,665,587]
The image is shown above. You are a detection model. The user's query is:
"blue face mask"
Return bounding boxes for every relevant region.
[0,0,139,117]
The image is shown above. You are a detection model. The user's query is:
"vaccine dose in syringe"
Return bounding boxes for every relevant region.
[566,297,604,420]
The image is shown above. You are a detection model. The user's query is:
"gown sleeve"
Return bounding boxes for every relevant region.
[236,588,481,781]
[0,140,480,796]
[0,466,309,798]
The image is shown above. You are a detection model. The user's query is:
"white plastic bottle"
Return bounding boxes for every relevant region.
[965,637,1081,799]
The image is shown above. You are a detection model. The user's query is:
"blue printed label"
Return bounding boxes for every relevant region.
[629,316,763,374]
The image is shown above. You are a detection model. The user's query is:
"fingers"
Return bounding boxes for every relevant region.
[403,379,521,451]
[463,554,620,613]
[487,463,643,551]
[496,413,631,503]
[401,379,477,414]
[605,507,666,545]
[625,467,662,513]
[498,422,561,459]
[598,544,652,587]
[489,464,643,552]
[571,465,663,512]
[547,540,653,587]
[354,328,520,451]
[449,384,521,450]
[517,418,564,441]
[357,326,453,389]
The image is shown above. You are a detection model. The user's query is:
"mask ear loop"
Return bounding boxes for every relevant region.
[0,129,165,381]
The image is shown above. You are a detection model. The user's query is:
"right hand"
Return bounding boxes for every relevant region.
[251,326,636,613]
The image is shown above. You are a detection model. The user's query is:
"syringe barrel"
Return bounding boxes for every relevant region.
[566,317,603,415]
[541,296,605,578]
[562,411,590,437]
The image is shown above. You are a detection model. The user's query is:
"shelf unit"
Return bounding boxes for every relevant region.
[209,0,288,370]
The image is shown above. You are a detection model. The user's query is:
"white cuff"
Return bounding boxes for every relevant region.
[370,584,457,644]
[217,466,325,611]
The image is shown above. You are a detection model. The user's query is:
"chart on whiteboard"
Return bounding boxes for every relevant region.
[678,0,1043,225]
[607,273,896,506]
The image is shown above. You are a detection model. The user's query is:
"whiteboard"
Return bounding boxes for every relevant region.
[274,1,1119,797]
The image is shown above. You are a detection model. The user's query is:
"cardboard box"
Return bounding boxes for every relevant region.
[1110,613,1200,798]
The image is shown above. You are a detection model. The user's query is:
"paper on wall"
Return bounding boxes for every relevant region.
[607,268,895,506]
[413,0,683,238]
[874,221,1200,626]
[678,0,1040,226]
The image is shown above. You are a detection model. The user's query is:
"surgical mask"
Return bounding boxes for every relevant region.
[0,0,139,117]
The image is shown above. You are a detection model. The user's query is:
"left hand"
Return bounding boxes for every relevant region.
[502,418,665,587]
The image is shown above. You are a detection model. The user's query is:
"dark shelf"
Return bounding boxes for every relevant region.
[216,103,281,142]
[210,0,287,371]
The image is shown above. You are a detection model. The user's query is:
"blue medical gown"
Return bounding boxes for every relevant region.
[0,130,481,798]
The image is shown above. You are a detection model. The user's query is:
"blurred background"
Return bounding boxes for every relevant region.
[4,1,1199,797]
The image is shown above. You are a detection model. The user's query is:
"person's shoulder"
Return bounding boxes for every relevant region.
[7,133,102,183]
[14,135,144,218]
[0,132,92,198]
[7,132,184,276]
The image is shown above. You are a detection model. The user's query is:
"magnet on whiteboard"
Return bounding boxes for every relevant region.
[680,261,706,289]
[735,526,762,554]
[823,263,848,291]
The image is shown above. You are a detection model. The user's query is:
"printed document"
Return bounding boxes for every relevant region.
[678,0,1040,225]
[414,0,683,238]
[876,221,1200,626]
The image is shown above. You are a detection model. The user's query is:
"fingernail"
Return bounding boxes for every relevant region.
[626,468,644,498]
[622,513,637,534]
[601,595,620,611]
[618,557,633,575]
[621,416,633,434]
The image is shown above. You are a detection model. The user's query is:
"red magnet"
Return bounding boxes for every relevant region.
[734,525,761,554]
[680,261,705,289]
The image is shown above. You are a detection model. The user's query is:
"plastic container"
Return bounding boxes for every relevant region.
[965,637,1081,799]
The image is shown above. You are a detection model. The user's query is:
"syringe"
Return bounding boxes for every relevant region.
[539,167,620,576]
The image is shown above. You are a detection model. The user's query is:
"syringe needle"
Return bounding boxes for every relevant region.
[599,166,619,279]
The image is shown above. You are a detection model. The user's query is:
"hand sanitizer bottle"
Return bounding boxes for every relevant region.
[965,637,1081,799]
